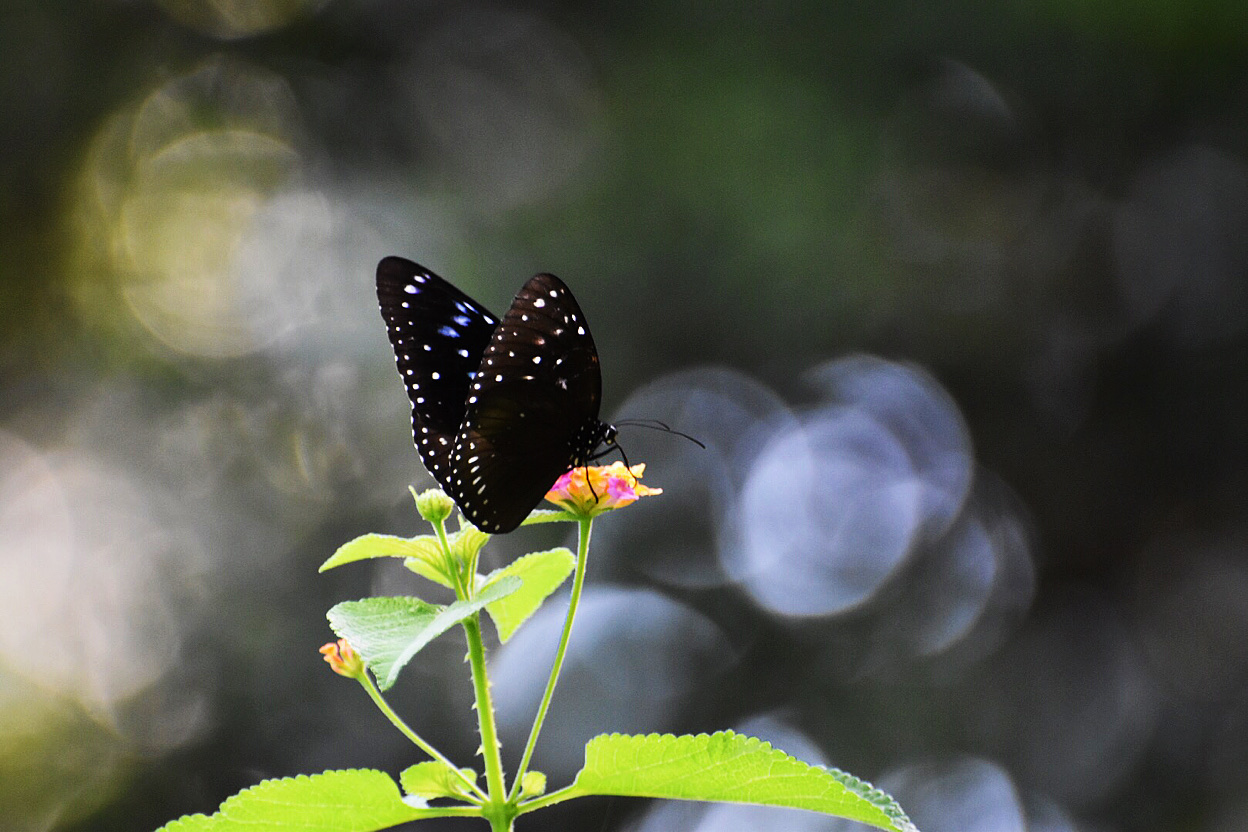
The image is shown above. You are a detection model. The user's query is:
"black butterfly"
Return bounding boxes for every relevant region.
[376,256,618,533]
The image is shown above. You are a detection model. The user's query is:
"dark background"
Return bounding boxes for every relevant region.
[3,2,1247,831]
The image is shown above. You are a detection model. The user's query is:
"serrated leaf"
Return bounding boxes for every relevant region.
[565,732,918,832]
[401,554,453,588]
[520,509,577,525]
[481,549,575,642]
[321,534,452,588]
[399,762,477,801]
[519,770,547,798]
[448,526,491,565]
[327,578,521,690]
[155,769,427,831]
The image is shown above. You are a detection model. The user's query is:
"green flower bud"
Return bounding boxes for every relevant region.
[413,488,455,525]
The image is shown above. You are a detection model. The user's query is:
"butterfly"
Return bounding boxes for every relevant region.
[376,256,619,533]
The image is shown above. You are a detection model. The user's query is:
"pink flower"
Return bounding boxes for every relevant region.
[544,462,662,518]
[319,639,364,679]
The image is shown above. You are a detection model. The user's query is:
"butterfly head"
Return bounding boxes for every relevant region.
[600,423,631,470]
[575,419,624,467]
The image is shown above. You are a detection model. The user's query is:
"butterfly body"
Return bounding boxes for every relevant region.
[377,256,615,533]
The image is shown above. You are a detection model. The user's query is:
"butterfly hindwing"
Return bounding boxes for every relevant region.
[376,256,499,480]
[450,274,607,532]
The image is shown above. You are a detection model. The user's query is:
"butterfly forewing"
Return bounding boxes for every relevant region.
[450,274,606,532]
[376,256,499,479]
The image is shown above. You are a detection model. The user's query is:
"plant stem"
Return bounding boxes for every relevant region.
[433,516,508,808]
[433,518,470,600]
[463,613,508,803]
[508,517,593,801]
[515,783,579,815]
[358,674,486,802]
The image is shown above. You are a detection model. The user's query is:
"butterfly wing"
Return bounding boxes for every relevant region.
[449,273,606,533]
[376,256,499,485]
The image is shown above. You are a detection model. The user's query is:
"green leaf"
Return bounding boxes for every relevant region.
[326,578,521,690]
[321,534,452,588]
[481,548,576,642]
[520,509,578,525]
[399,762,478,802]
[401,554,454,588]
[155,769,434,831]
[519,771,547,798]
[563,732,918,832]
[447,525,491,567]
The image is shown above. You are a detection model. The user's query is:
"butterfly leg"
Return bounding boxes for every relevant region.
[584,466,598,504]
[578,442,632,505]
[587,443,629,468]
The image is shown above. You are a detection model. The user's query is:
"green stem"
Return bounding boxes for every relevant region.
[395,805,486,820]
[358,673,486,802]
[464,614,508,803]
[516,783,580,815]
[431,516,507,809]
[433,517,470,600]
[508,517,593,801]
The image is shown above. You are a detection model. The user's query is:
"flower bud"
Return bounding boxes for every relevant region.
[413,488,455,525]
[319,639,365,679]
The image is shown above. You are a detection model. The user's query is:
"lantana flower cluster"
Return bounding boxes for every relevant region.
[543,462,661,518]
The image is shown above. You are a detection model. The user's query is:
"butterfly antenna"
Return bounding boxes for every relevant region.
[615,419,706,449]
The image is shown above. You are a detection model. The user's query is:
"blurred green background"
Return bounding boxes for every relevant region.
[3,2,1247,831]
